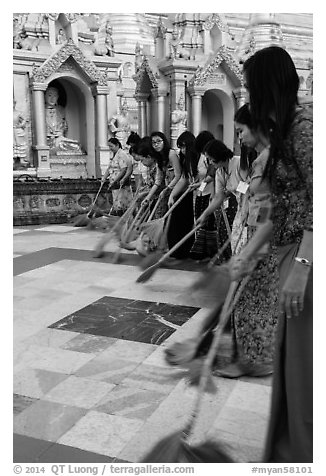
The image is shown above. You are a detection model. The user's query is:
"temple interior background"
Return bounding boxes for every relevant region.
[13,12,313,225]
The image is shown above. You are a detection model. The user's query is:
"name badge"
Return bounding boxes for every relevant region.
[236,181,249,194]
[198,181,207,193]
[223,198,229,209]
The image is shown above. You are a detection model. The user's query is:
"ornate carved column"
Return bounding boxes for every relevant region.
[188,87,205,137]
[92,84,111,178]
[233,87,248,109]
[135,93,149,137]
[31,82,51,177]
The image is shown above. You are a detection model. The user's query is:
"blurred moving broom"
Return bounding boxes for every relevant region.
[111,200,152,263]
[74,180,106,227]
[186,275,251,390]
[139,185,193,252]
[191,212,248,291]
[93,186,142,258]
[141,280,241,463]
[136,223,202,283]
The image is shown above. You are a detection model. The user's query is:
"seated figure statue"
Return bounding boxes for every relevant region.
[13,99,29,169]
[45,86,84,154]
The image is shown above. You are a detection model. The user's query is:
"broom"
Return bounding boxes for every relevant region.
[186,275,251,390]
[111,200,152,263]
[141,280,241,462]
[74,180,106,227]
[136,223,202,283]
[93,185,142,258]
[191,212,248,291]
[140,185,193,250]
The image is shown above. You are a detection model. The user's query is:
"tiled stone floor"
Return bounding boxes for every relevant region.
[13,223,272,463]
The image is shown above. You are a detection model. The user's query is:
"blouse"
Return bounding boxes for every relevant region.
[270,104,313,247]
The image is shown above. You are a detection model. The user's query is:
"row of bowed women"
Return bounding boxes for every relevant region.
[99,46,313,464]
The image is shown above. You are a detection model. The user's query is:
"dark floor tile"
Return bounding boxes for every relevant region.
[49,297,199,345]
[37,442,114,463]
[14,247,204,277]
[13,434,53,463]
[13,394,39,416]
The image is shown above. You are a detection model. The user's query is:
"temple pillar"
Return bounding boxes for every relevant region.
[31,83,51,177]
[188,87,205,137]
[93,84,111,178]
[234,87,248,109]
[135,93,149,137]
[152,89,167,134]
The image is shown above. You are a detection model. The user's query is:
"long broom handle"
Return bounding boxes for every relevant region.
[221,205,232,240]
[183,275,251,440]
[161,185,192,221]
[87,180,107,216]
[206,213,249,270]
[154,223,202,266]
[147,194,164,221]
[121,200,152,242]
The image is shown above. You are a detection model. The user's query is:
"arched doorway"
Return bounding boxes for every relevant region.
[201,89,235,149]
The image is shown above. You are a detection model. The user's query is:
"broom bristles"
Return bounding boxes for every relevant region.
[164,338,199,366]
[186,359,217,393]
[141,432,232,463]
[136,262,159,283]
[140,218,165,247]
[74,214,91,227]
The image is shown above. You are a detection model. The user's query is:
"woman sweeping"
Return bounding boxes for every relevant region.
[196,139,239,263]
[188,131,217,262]
[166,131,199,259]
[216,104,279,378]
[102,138,133,215]
[148,131,181,218]
[230,46,313,462]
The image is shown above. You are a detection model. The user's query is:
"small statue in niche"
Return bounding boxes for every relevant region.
[94,21,114,57]
[171,94,187,136]
[169,26,190,60]
[44,86,84,154]
[56,28,67,45]
[13,99,29,169]
[109,100,131,149]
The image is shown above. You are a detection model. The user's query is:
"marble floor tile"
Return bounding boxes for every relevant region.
[208,406,269,446]
[14,369,69,399]
[22,328,76,348]
[98,339,157,362]
[224,380,272,414]
[75,357,140,385]
[61,334,118,354]
[121,363,186,394]
[13,434,54,463]
[43,375,115,409]
[94,384,167,420]
[36,225,79,233]
[13,344,96,374]
[14,394,39,416]
[14,400,86,442]
[118,378,236,462]
[58,410,144,457]
[37,441,114,463]
[13,228,30,234]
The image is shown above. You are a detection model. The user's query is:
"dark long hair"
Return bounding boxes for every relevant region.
[194,130,215,154]
[108,137,122,149]
[243,46,300,180]
[176,131,199,179]
[234,103,257,172]
[135,137,161,167]
[203,139,233,164]
[126,132,141,146]
[150,131,171,169]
